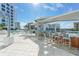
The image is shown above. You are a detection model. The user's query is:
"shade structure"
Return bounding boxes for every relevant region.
[34,10,79,25]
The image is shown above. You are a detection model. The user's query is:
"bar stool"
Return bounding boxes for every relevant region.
[63,37,71,48]
[58,36,64,44]
[57,32,64,45]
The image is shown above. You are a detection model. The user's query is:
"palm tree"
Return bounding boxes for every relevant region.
[0,24,3,30]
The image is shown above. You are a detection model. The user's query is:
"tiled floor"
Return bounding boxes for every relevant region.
[0,34,39,56]
[31,37,75,56]
[0,33,75,56]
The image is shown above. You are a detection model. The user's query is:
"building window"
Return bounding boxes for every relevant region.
[6,3,9,6]
[1,4,5,8]
[7,7,9,10]
[11,28,13,30]
[11,15,13,17]
[1,8,5,11]
[11,24,13,26]
[11,12,13,15]
[11,21,13,23]
[7,10,9,13]
[11,17,13,20]
[2,19,5,22]
[11,6,13,8]
[11,9,13,12]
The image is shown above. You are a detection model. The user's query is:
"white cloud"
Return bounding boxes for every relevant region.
[55,3,64,8]
[42,4,57,11]
[67,8,73,12]
[43,5,49,8]
[42,3,64,11]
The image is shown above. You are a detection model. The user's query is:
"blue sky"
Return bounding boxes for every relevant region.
[13,3,79,29]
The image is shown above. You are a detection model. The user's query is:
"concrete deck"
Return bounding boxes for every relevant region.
[0,33,39,56]
[0,32,75,56]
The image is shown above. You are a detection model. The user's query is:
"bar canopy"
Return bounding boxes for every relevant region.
[34,10,79,25]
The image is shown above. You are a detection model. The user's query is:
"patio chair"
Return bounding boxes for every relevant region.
[63,37,71,48]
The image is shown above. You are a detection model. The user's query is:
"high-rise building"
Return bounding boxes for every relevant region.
[15,22,20,30]
[74,22,79,31]
[0,3,16,30]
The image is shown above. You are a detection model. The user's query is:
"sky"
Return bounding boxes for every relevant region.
[13,3,79,29]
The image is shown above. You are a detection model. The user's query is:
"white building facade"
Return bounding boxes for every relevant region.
[0,3,16,30]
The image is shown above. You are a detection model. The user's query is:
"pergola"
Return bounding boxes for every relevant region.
[34,10,79,25]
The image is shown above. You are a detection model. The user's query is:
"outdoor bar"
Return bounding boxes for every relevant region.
[33,10,79,49]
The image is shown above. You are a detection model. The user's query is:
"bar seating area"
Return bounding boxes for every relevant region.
[32,10,79,55]
[49,32,79,49]
[36,29,79,50]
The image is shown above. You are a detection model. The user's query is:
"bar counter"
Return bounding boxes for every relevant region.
[71,36,79,48]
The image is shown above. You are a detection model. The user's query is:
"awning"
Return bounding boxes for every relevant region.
[34,10,79,25]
